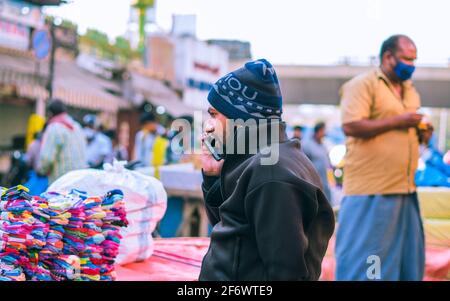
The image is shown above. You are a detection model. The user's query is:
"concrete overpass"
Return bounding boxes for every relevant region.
[275,65,450,108]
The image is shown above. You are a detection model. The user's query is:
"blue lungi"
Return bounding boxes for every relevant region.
[335,193,425,281]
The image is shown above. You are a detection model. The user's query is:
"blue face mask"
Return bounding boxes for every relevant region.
[393,59,415,81]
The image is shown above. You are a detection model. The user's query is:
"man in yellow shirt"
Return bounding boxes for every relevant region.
[336,35,425,280]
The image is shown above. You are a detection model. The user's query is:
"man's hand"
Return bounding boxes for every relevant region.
[394,112,423,129]
[201,133,224,176]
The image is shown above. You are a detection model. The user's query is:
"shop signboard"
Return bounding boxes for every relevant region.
[0,0,43,29]
[0,18,30,50]
[32,28,50,60]
[175,37,228,110]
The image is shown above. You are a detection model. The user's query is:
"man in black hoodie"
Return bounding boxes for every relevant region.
[199,59,335,281]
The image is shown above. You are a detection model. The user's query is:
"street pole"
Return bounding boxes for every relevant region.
[47,21,56,99]
[132,0,155,53]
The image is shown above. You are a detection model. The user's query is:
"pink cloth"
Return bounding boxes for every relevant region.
[116,236,450,281]
[116,238,209,281]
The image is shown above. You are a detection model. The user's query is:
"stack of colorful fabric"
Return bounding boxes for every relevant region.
[77,196,105,281]
[32,195,65,259]
[0,186,38,280]
[0,255,26,281]
[0,185,128,281]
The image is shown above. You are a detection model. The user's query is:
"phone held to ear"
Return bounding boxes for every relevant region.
[204,135,224,161]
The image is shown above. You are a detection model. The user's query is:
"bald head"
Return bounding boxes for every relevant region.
[380,35,417,82]
[380,35,416,60]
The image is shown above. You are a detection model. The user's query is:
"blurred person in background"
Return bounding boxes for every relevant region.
[167,115,198,165]
[83,114,113,168]
[417,119,435,154]
[134,112,157,166]
[416,120,450,187]
[134,112,169,177]
[25,131,44,173]
[302,122,332,202]
[24,130,48,195]
[38,99,87,184]
[445,150,450,165]
[104,129,129,162]
[292,125,304,140]
[336,35,425,280]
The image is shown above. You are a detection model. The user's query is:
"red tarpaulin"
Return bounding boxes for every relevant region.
[115,236,450,281]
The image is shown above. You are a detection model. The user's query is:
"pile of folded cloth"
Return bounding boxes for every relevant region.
[0,185,128,281]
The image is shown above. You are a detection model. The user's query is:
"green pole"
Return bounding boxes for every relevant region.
[138,7,146,53]
[132,0,155,53]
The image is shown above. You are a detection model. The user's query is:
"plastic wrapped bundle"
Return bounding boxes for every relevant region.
[47,162,167,265]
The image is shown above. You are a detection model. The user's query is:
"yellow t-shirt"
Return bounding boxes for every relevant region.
[152,136,169,179]
[340,68,421,196]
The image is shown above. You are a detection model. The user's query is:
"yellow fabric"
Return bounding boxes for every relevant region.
[417,187,450,219]
[152,136,169,179]
[424,219,450,248]
[26,114,46,149]
[340,68,421,196]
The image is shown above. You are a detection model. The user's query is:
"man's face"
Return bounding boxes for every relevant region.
[205,106,228,144]
[293,129,302,139]
[316,127,326,141]
[421,128,433,145]
[384,37,417,80]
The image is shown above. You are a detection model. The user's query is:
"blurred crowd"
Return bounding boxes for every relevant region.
[14,98,195,195]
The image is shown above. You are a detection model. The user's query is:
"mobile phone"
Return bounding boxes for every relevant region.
[204,135,224,161]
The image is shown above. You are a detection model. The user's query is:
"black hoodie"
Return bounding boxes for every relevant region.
[199,122,335,281]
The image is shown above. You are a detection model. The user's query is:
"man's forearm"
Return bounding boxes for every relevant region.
[343,117,399,139]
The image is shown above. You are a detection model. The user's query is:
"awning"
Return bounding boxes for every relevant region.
[0,47,129,113]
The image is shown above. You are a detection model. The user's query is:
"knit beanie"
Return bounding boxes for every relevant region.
[207,59,282,120]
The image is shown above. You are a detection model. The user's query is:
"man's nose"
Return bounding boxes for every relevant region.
[204,120,215,134]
